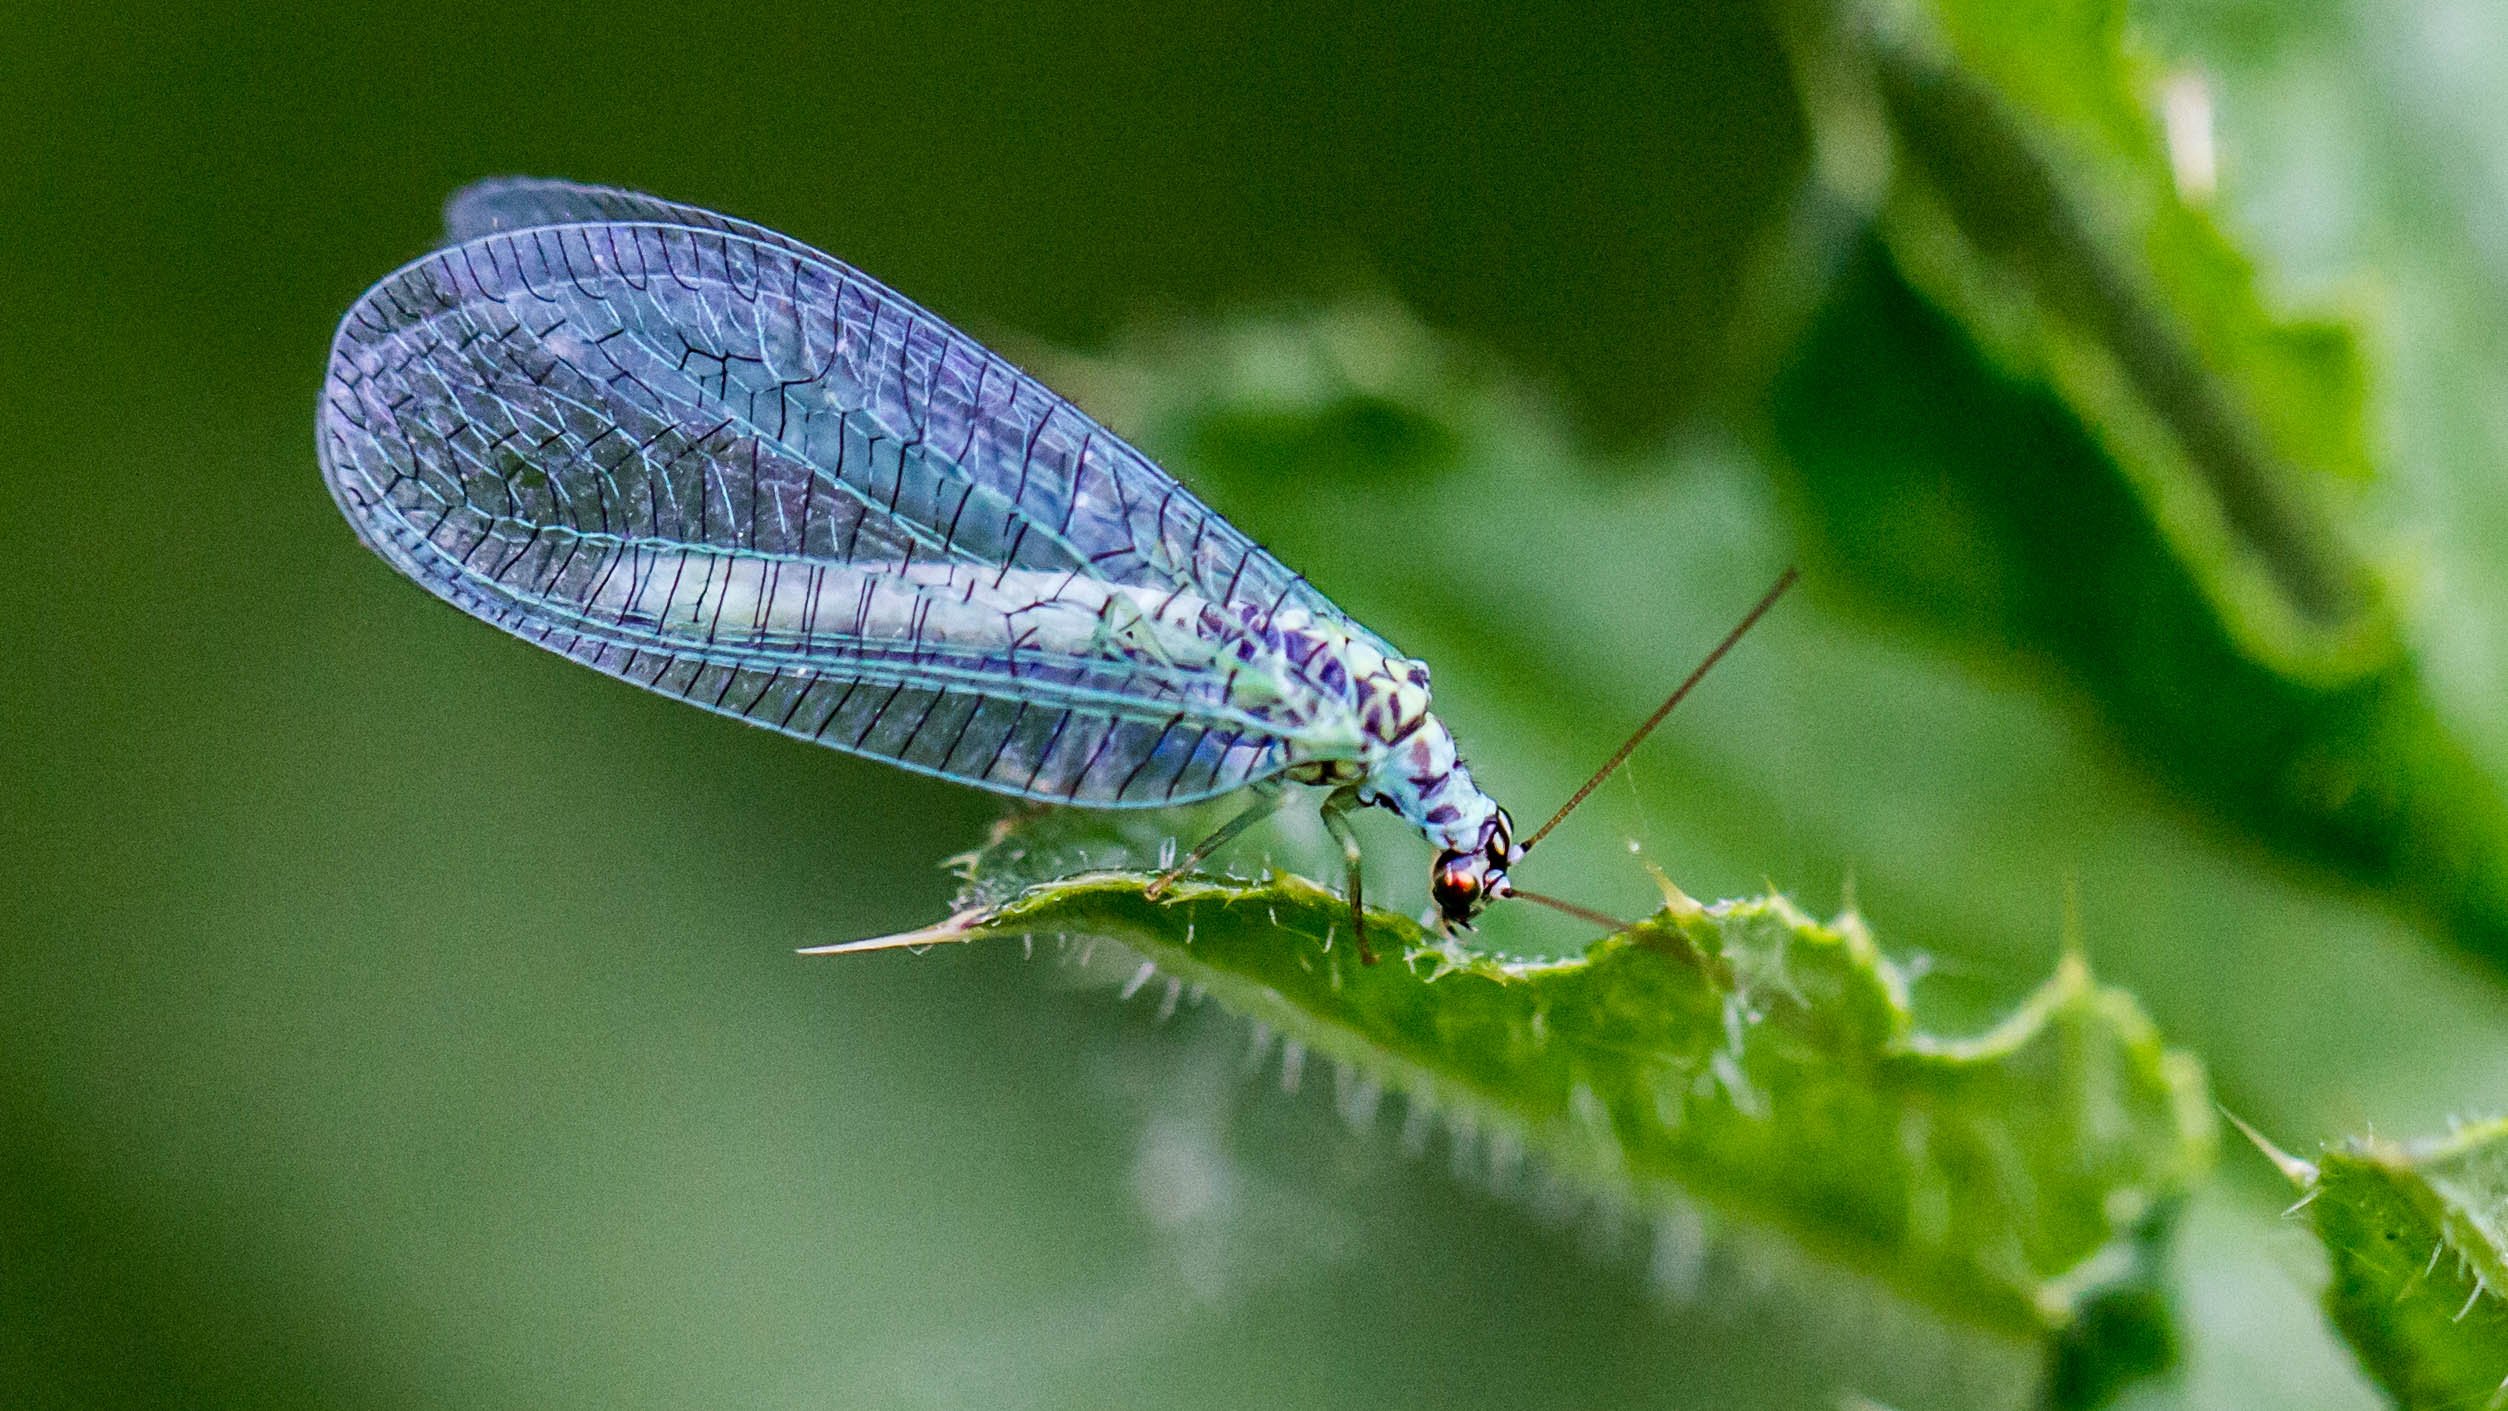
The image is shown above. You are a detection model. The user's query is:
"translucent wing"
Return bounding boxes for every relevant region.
[319,180,1378,806]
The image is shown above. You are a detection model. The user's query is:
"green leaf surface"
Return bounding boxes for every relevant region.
[2244,1119,2508,1409]
[846,864,2213,1364]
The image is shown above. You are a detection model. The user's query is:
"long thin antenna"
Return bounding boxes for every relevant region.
[1502,885,1632,934]
[1520,566,1799,853]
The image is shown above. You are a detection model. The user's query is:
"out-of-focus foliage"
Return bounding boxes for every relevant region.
[1771,0,2508,979]
[2242,1118,2508,1408]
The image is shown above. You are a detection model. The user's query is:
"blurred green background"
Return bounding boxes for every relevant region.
[9,1,2508,1406]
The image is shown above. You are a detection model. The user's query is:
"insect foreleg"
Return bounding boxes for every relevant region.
[1318,785,1377,966]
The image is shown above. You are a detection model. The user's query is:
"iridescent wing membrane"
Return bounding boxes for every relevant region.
[320,179,1382,805]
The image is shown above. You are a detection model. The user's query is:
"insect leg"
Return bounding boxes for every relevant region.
[1318,785,1377,966]
[1145,780,1288,899]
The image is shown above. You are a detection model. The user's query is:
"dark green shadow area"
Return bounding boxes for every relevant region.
[0,1094,323,1411]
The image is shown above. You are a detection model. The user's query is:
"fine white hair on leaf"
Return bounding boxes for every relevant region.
[1486,1127,1526,1195]
[1400,1092,1435,1157]
[1121,960,1157,1001]
[1647,1199,1710,1305]
[1334,1063,1385,1131]
[1242,1020,1274,1072]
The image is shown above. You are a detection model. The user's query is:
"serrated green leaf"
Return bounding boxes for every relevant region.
[837,866,2213,1365]
[2244,1118,2508,1408]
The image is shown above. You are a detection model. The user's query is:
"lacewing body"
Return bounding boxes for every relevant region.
[320,180,1530,938]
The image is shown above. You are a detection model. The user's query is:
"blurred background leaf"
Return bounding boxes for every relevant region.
[1769,0,2508,986]
[7,0,2508,1407]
